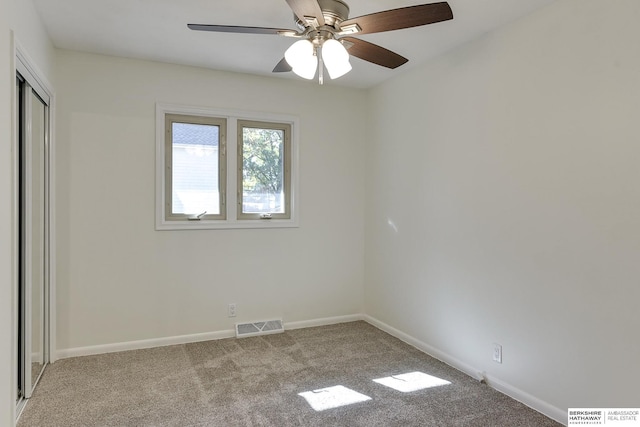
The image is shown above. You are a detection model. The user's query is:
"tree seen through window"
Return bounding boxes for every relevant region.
[242,127,285,213]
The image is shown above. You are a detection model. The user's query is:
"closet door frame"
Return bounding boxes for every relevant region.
[14,37,56,417]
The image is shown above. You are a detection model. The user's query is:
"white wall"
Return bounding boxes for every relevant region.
[7,0,640,424]
[54,50,366,351]
[365,0,640,421]
[1,0,55,424]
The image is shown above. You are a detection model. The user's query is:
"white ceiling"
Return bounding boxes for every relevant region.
[32,0,557,89]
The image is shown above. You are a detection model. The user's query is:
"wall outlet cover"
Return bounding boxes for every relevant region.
[493,343,502,364]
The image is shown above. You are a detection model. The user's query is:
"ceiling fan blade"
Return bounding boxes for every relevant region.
[188,24,297,36]
[273,58,292,73]
[340,2,453,35]
[342,37,408,69]
[285,0,325,27]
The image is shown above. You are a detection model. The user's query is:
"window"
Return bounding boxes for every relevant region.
[156,104,298,230]
[238,120,291,220]
[165,114,226,221]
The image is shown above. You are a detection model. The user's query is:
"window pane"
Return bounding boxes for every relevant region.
[172,122,220,215]
[242,127,285,214]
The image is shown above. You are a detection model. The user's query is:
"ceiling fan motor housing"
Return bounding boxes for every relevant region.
[295,0,350,31]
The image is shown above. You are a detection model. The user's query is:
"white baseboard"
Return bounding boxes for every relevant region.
[285,314,364,330]
[56,329,236,359]
[488,373,567,425]
[362,315,567,426]
[55,314,364,360]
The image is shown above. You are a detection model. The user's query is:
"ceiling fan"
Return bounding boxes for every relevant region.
[188,0,453,84]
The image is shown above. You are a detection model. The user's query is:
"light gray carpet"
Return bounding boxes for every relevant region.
[18,321,562,426]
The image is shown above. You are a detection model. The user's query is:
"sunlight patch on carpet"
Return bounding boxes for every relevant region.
[298,385,372,411]
[373,371,451,392]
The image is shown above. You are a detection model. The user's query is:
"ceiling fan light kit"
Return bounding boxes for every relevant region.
[322,39,352,79]
[188,0,453,84]
[285,39,318,79]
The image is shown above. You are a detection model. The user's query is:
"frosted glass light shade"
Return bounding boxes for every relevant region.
[285,40,318,80]
[322,39,351,79]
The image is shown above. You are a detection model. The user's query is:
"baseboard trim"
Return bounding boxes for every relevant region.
[55,314,364,360]
[56,329,236,359]
[488,374,567,425]
[284,314,364,330]
[362,315,567,426]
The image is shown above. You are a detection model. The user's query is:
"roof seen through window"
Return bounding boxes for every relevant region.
[173,122,218,146]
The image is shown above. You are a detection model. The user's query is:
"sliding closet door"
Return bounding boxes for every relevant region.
[16,74,24,403]
[27,89,47,394]
[17,72,49,401]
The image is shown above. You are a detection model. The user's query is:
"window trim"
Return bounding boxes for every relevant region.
[156,103,299,230]
[237,120,292,221]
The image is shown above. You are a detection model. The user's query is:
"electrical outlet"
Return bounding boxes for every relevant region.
[228,303,237,318]
[493,343,502,364]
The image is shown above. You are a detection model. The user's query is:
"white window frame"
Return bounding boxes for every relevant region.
[156,103,299,230]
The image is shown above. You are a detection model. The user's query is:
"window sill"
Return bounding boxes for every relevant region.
[155,218,299,231]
